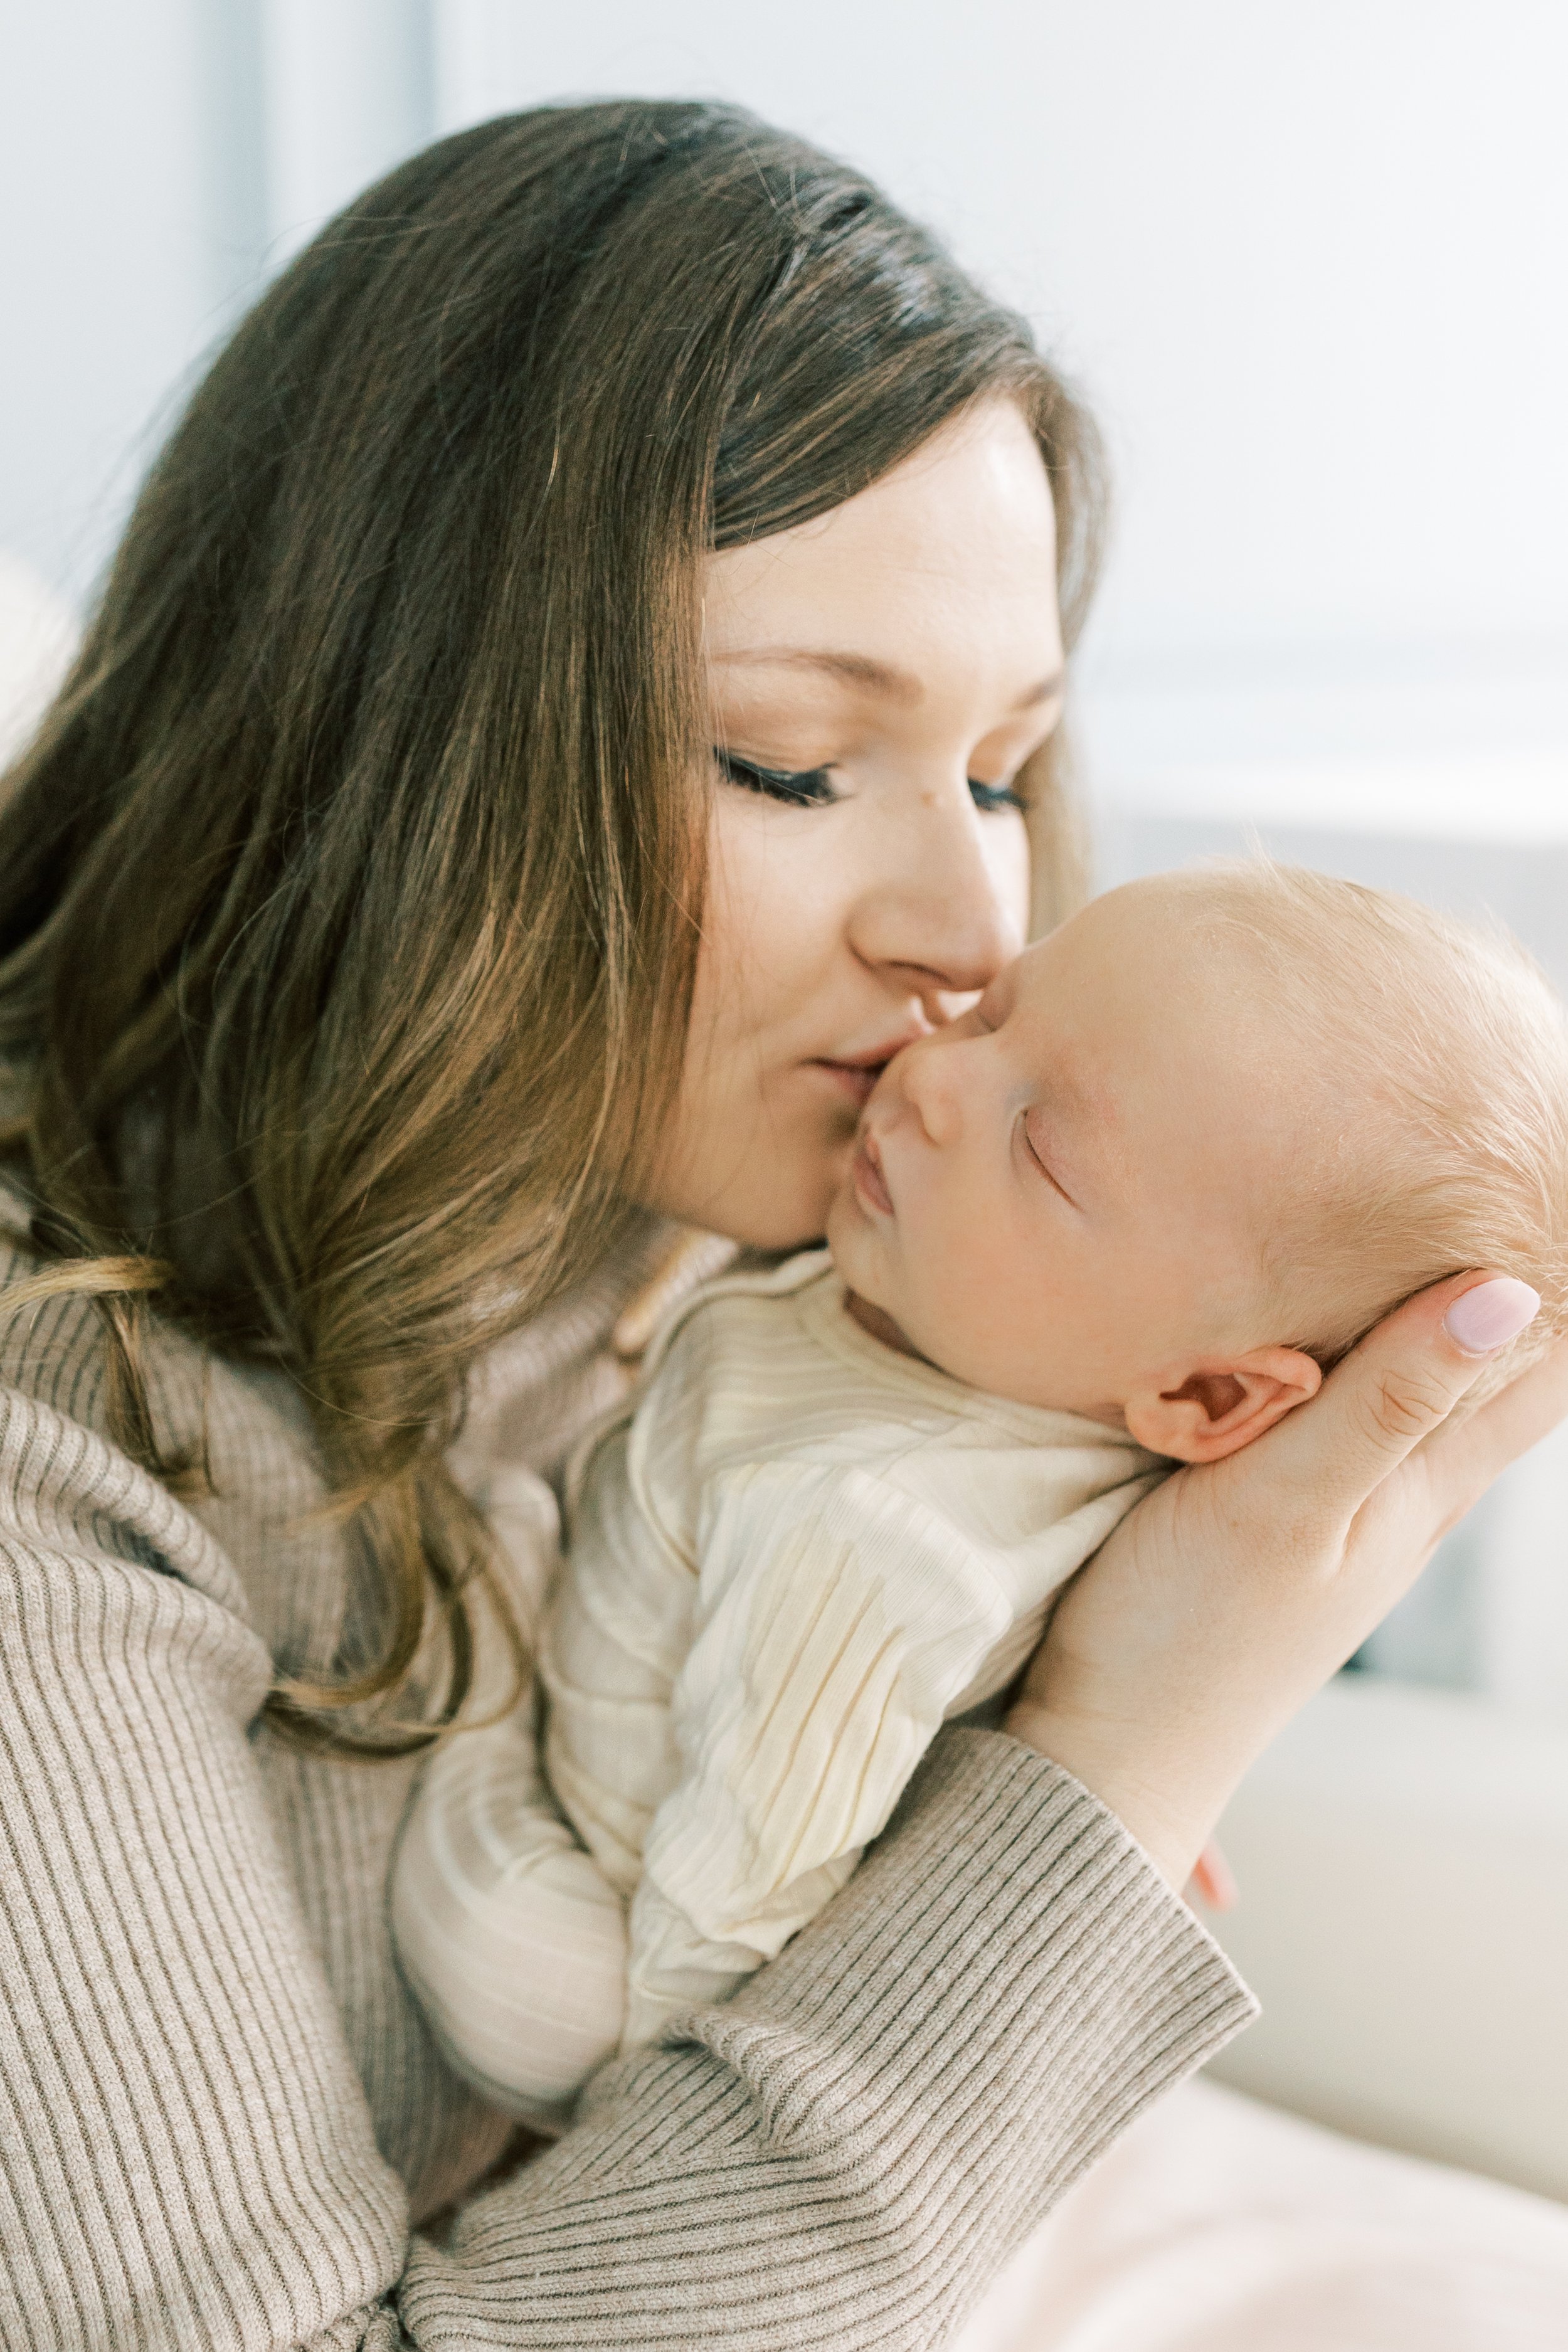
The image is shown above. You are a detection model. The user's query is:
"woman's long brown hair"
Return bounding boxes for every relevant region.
[0,102,1104,1751]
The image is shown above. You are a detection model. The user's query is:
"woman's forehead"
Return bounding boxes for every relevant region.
[703,405,1061,652]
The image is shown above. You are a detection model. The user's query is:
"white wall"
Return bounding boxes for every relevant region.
[0,0,430,605]
[9,3,1567,676]
[0,0,238,603]
[434,1,1568,676]
[258,0,433,265]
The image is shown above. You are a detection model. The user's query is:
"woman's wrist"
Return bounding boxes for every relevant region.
[1002,1698,1225,1892]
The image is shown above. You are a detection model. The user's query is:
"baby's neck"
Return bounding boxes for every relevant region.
[844,1290,932,1365]
[842,1286,1131,1432]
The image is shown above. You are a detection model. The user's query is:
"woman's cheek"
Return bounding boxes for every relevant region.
[999,817,1034,947]
[699,799,852,1080]
[699,804,792,1018]
[634,808,844,1236]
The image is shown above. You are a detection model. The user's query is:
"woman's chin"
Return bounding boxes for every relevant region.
[709,1171,844,1255]
[736,1199,837,1253]
[632,1128,852,1253]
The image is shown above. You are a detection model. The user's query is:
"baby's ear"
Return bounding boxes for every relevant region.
[1125,1347,1322,1463]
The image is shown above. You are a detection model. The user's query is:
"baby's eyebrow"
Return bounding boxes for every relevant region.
[1031,1055,1099,1128]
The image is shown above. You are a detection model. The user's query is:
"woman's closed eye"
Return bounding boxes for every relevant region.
[968,777,1027,814]
[716,751,839,807]
[716,750,1028,814]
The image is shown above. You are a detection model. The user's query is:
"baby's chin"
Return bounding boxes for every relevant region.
[823,1190,933,1364]
[823,1178,877,1284]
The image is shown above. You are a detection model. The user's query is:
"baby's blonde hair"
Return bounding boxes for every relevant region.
[1173,859,1568,1399]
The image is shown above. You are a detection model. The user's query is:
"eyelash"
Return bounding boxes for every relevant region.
[1020,1114,1075,1207]
[716,751,1027,815]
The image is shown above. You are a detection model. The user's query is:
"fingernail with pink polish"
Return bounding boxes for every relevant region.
[1443,1278,1540,1356]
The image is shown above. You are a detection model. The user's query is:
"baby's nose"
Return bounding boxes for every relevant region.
[899,1034,966,1146]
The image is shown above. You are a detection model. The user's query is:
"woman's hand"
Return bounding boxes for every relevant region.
[1006,1272,1565,1890]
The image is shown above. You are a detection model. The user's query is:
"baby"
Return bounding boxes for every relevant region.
[392,861,1568,2124]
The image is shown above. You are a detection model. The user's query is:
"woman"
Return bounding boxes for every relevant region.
[0,101,1560,2351]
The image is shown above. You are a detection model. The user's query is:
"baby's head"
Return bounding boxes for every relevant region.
[827,863,1568,1458]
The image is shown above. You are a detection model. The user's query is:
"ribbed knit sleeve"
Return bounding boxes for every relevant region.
[0,1370,1254,2351]
[0,1384,411,2349]
[400,1730,1256,2348]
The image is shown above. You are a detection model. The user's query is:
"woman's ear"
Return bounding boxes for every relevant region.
[1124,1347,1323,1463]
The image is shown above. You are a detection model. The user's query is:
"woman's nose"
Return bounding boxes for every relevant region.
[850,787,1027,1014]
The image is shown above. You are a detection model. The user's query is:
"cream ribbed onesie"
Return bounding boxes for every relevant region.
[398,1248,1163,2114]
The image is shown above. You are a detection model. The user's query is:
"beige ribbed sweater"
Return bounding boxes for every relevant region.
[0,1222,1255,2351]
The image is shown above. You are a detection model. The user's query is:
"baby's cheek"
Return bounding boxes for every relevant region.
[935,1219,1022,1349]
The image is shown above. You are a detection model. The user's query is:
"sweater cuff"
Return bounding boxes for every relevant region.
[686,1724,1256,2203]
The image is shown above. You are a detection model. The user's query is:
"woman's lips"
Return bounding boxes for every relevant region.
[808,1030,923,1108]
[812,1059,884,1107]
[852,1130,894,1217]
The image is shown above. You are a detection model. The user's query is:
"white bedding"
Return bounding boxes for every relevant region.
[955,2078,1568,2350]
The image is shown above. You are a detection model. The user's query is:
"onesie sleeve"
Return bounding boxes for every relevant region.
[624,1458,1031,2040]
[389,1695,631,2126]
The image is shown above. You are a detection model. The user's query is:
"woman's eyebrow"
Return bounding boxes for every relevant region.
[712,647,1064,712]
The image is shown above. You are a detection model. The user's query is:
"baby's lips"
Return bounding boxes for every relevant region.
[1442,1278,1540,1357]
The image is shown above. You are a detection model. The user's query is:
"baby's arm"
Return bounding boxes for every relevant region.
[390,1687,630,2130]
[623,1458,1019,2044]
[389,1459,635,2126]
